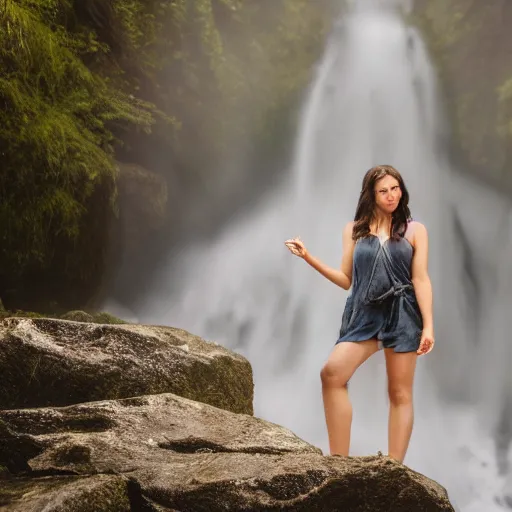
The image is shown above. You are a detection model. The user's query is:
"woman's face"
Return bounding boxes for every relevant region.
[374,174,402,214]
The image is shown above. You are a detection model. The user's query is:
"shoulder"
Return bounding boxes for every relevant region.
[343,221,355,238]
[407,221,427,236]
[406,221,428,249]
[342,221,356,246]
[344,221,355,233]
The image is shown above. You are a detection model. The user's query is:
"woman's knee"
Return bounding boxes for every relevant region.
[320,360,349,387]
[388,386,413,406]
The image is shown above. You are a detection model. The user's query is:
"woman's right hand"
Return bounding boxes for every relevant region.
[284,237,308,259]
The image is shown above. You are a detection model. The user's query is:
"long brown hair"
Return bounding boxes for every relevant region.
[352,165,411,241]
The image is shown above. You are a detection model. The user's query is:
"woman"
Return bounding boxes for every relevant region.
[284,165,434,463]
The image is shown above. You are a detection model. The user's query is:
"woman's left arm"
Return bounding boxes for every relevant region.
[411,222,435,355]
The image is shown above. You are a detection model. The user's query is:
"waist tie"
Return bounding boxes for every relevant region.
[365,283,414,306]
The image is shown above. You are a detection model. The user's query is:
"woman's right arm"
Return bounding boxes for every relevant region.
[303,222,355,290]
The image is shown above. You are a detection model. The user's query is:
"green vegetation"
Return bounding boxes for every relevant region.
[0,0,163,309]
[0,0,336,310]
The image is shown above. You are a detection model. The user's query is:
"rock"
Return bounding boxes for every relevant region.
[0,393,319,475]
[0,474,131,512]
[89,312,127,325]
[60,311,95,323]
[0,318,253,414]
[0,394,454,511]
[59,311,127,325]
[0,316,455,510]
[133,452,454,511]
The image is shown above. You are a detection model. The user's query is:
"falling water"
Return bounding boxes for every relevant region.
[114,2,512,510]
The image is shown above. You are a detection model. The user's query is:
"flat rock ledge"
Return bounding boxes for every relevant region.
[0,393,454,511]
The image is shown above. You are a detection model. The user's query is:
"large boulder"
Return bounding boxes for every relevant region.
[0,317,253,414]
[0,393,319,475]
[132,453,454,511]
[0,475,131,512]
[0,393,454,511]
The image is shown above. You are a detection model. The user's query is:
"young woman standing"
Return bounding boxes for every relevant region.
[285,165,434,462]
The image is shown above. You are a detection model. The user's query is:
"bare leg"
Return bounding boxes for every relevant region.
[321,340,379,456]
[385,349,417,462]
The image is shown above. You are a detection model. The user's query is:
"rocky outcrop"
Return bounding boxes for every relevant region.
[0,393,318,475]
[1,393,453,511]
[0,317,455,511]
[0,318,253,415]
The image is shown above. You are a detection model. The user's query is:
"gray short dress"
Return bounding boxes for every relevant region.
[336,234,423,353]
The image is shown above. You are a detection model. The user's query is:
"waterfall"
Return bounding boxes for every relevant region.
[117,2,512,510]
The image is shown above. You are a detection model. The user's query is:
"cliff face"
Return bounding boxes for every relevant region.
[413,0,512,193]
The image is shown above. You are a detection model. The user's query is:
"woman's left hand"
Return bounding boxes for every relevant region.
[417,328,435,356]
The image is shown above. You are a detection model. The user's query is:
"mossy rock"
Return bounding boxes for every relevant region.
[0,309,128,324]
[59,311,126,324]
[0,310,46,321]
[0,318,253,414]
[60,311,95,323]
[0,475,131,511]
[91,312,127,325]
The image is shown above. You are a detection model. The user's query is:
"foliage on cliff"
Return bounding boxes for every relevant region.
[0,0,336,310]
[413,0,512,191]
